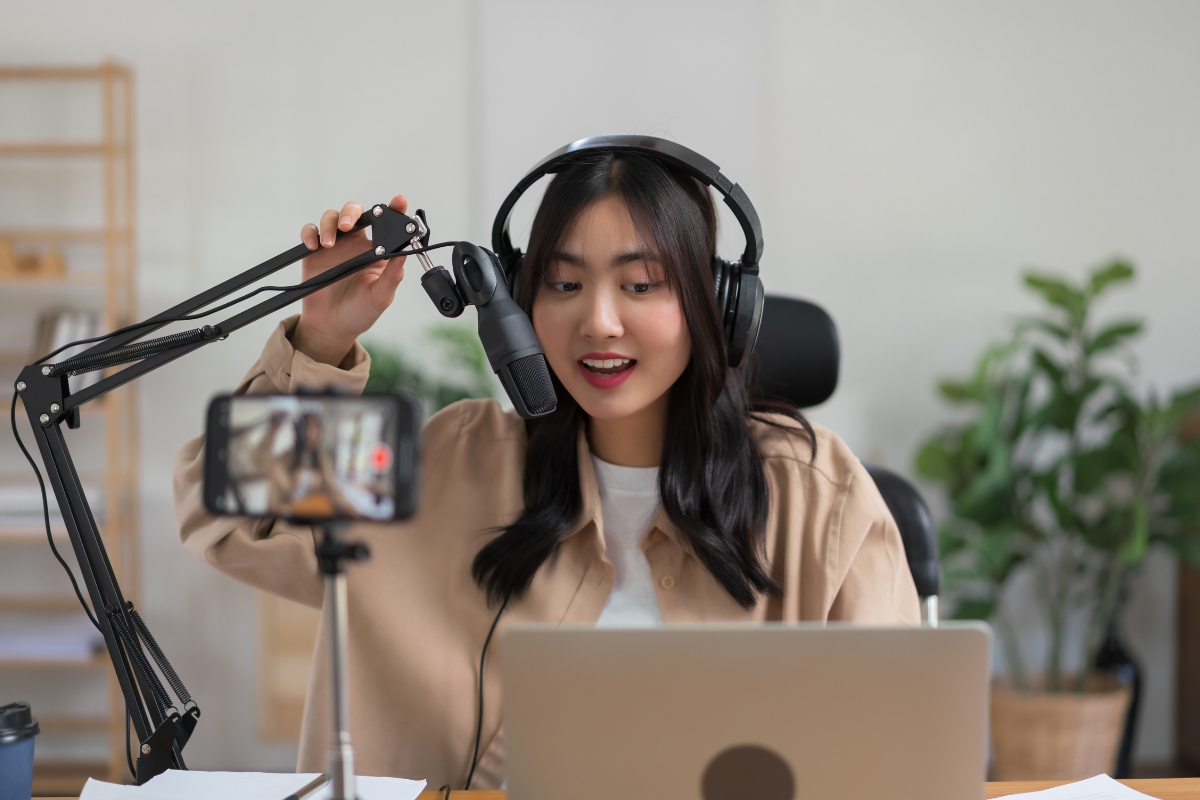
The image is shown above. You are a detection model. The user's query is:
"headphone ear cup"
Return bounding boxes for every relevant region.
[726,271,764,369]
[712,255,734,333]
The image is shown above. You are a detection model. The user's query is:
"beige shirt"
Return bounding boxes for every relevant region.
[173,315,920,789]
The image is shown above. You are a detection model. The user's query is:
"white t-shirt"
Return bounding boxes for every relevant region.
[591,453,664,627]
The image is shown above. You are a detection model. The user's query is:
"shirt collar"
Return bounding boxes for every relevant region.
[570,423,688,554]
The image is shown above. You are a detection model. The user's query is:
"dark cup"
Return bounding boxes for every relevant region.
[0,702,40,800]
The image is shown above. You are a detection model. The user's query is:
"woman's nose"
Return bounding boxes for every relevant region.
[579,288,623,340]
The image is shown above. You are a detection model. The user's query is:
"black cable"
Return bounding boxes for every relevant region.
[465,598,507,791]
[34,240,458,366]
[9,389,99,630]
[437,785,451,800]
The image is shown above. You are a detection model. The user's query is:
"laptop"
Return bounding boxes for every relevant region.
[501,623,990,800]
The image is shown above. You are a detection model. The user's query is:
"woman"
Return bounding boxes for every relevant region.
[173,149,919,789]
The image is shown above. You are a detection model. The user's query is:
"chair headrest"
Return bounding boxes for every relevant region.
[752,295,840,409]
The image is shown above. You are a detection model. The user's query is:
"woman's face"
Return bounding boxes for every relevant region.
[531,194,692,421]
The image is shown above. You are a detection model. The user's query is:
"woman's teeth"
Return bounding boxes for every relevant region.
[581,358,633,373]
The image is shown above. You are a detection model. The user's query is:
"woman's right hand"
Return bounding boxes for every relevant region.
[291,194,409,366]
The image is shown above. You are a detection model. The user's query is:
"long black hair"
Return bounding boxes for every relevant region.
[472,151,814,609]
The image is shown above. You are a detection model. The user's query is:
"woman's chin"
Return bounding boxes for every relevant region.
[564,383,653,422]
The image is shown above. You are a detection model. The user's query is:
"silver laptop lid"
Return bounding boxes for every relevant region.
[502,623,990,800]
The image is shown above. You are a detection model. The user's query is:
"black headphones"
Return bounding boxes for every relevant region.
[491,135,766,369]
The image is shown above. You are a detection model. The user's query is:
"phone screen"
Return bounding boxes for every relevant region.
[204,393,420,522]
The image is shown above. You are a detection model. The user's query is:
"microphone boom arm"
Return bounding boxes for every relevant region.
[13,204,425,784]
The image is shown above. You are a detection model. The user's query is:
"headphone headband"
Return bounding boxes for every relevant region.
[491,135,764,274]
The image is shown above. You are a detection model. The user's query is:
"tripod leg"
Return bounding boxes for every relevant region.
[326,569,355,800]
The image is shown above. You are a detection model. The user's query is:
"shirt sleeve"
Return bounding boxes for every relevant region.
[172,314,371,609]
[826,460,922,624]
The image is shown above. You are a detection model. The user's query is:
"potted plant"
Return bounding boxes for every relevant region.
[364,324,497,413]
[915,260,1200,780]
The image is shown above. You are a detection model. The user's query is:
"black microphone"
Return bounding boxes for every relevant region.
[423,242,557,419]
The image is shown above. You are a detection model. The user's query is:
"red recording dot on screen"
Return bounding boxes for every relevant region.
[370,443,394,473]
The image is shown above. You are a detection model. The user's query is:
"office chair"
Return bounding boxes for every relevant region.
[752,295,941,625]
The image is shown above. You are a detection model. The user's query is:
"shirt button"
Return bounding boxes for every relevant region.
[660,575,676,589]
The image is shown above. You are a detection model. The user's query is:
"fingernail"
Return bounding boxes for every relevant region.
[304,236,317,250]
[321,231,334,247]
[339,214,352,229]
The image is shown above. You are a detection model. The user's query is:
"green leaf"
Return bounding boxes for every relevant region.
[1027,385,1079,431]
[915,439,954,482]
[1170,536,1200,565]
[363,342,424,395]
[973,524,1025,582]
[428,326,488,376]
[431,383,480,411]
[1087,320,1143,355]
[1160,445,1200,523]
[1088,260,1135,297]
[951,598,997,621]
[1032,348,1066,385]
[937,379,979,403]
[1168,384,1200,419]
[1019,318,1071,341]
[1119,497,1150,566]
[1073,445,1132,494]
[1023,272,1086,325]
[364,331,495,415]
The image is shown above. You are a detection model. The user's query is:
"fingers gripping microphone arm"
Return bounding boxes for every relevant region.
[440,242,556,418]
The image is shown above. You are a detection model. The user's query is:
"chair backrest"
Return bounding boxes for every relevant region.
[752,295,941,608]
[754,296,840,410]
[864,464,940,599]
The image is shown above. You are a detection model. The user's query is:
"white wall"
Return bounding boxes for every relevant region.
[2,0,1197,769]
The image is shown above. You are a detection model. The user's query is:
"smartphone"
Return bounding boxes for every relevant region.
[203,392,421,522]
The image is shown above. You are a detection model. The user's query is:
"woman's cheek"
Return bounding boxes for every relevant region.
[638,296,691,373]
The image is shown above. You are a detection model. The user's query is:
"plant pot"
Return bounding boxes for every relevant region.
[990,675,1132,780]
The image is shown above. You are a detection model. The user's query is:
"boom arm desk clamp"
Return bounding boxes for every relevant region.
[13,204,429,784]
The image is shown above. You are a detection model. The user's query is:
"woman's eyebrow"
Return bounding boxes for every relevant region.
[547,249,660,267]
[612,250,660,266]
[548,251,584,266]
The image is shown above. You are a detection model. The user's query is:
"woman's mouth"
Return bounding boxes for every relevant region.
[578,355,637,389]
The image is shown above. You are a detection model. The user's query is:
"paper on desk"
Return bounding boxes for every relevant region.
[305,775,428,800]
[993,773,1157,799]
[79,779,174,800]
[80,770,426,800]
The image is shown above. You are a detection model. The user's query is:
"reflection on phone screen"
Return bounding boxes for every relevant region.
[222,396,398,521]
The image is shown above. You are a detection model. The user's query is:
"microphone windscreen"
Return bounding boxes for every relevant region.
[498,353,557,418]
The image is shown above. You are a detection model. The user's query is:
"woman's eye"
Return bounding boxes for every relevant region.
[623,282,656,294]
[548,281,582,293]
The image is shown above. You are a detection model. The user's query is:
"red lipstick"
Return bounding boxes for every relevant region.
[577,351,637,390]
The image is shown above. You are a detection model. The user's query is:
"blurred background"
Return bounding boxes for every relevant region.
[0,0,1197,790]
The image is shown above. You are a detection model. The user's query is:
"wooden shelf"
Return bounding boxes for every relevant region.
[37,715,110,733]
[0,141,111,156]
[2,60,138,788]
[0,65,109,80]
[0,228,117,244]
[0,525,75,543]
[0,595,88,613]
[0,271,106,286]
[0,349,31,366]
[32,760,114,796]
[0,653,108,670]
